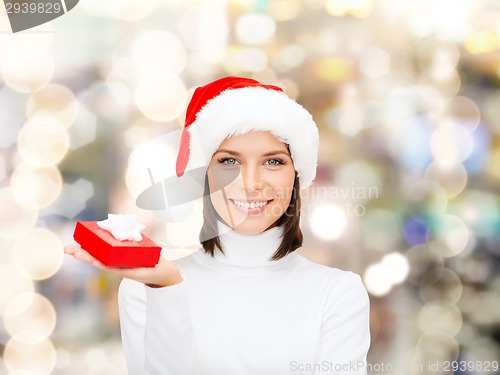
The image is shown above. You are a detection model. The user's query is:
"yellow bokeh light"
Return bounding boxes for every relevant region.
[275,45,306,71]
[382,252,410,284]
[430,121,473,168]
[77,0,106,15]
[405,244,444,287]
[12,228,64,280]
[4,293,57,341]
[419,302,462,336]
[438,95,481,131]
[222,45,244,76]
[425,161,468,198]
[326,0,352,16]
[467,291,500,326]
[268,0,302,21]
[235,14,276,45]
[134,76,188,122]
[430,214,470,258]
[229,0,254,5]
[427,71,462,99]
[363,262,393,297]
[2,50,54,93]
[359,47,391,79]
[314,57,354,82]
[125,138,177,198]
[223,46,270,74]
[416,38,460,79]
[132,30,186,77]
[164,201,204,249]
[26,84,79,128]
[123,124,150,149]
[308,204,347,241]
[419,268,463,305]
[236,47,269,72]
[0,187,38,239]
[350,2,373,17]
[195,2,229,64]
[464,30,498,54]
[0,264,34,316]
[363,252,409,296]
[17,116,70,167]
[325,0,373,17]
[105,0,154,21]
[486,145,500,181]
[4,333,56,374]
[10,163,63,209]
[414,334,460,363]
[0,23,53,71]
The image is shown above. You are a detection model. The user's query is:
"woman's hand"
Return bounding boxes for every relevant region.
[64,246,183,288]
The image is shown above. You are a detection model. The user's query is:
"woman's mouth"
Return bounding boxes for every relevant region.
[229,199,273,215]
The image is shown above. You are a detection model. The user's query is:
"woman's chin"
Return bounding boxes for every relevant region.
[229,216,278,234]
[232,224,267,235]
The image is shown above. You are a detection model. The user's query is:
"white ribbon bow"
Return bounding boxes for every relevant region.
[97,214,145,241]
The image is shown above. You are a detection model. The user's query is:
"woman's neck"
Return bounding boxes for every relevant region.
[211,220,285,267]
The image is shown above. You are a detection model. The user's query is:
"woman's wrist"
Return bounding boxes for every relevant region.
[146,273,183,288]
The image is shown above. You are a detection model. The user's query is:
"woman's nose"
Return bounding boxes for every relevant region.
[240,166,264,192]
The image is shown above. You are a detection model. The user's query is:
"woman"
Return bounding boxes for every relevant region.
[65,76,371,374]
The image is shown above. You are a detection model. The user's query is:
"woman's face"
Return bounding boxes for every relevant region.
[207,131,296,234]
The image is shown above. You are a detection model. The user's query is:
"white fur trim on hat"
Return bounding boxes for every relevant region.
[185,86,319,190]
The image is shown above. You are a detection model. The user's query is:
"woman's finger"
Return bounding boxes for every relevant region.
[64,246,107,269]
[64,246,149,279]
[63,245,81,256]
[63,246,178,286]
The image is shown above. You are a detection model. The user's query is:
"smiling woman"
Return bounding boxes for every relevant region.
[208,131,296,234]
[65,76,371,375]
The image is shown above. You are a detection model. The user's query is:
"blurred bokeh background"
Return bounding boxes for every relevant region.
[1,0,500,374]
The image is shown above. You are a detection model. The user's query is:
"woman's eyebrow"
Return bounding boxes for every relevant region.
[213,149,291,157]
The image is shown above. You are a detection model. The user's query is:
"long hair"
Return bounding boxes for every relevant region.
[199,171,303,261]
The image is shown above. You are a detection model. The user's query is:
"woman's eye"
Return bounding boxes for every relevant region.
[217,157,286,166]
[219,158,237,165]
[266,158,285,166]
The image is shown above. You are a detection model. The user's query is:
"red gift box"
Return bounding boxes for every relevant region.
[73,221,162,267]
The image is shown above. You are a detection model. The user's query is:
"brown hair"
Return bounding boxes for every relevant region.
[199,170,303,261]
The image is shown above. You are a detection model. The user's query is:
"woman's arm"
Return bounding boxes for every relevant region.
[64,246,199,375]
[315,273,371,375]
[118,278,147,374]
[118,277,199,375]
[143,280,198,375]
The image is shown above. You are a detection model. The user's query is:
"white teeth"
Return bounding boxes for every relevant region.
[232,200,268,209]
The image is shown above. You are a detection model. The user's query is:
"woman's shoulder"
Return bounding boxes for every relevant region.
[294,252,365,289]
[294,254,369,314]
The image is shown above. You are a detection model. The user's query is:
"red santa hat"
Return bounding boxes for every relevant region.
[176,76,319,190]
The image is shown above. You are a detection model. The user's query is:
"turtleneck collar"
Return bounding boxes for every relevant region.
[193,220,299,272]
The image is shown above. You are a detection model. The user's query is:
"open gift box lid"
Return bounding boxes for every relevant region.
[73,221,161,267]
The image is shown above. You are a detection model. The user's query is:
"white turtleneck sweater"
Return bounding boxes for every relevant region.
[118,221,370,375]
